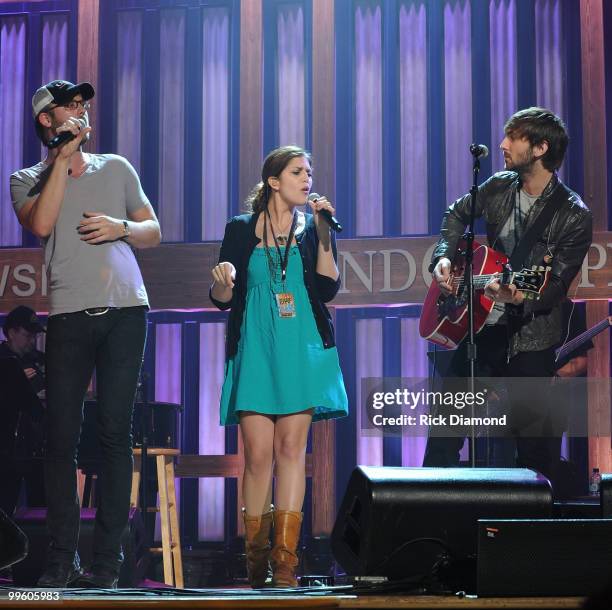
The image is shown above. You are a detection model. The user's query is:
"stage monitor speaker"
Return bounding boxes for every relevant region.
[331,467,552,581]
[600,473,612,517]
[11,507,147,586]
[0,508,28,570]
[477,519,612,596]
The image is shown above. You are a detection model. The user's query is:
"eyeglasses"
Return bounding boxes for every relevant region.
[48,100,90,112]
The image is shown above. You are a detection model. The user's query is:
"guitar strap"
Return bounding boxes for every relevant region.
[508,189,565,271]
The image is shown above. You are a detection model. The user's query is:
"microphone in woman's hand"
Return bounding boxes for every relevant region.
[308,193,343,233]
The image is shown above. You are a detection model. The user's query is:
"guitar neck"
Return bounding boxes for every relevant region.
[555,317,611,361]
[455,274,498,289]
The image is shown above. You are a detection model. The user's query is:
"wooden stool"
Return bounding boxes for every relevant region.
[131,447,183,588]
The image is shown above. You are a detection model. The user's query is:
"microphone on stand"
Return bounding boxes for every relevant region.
[308,192,343,233]
[47,118,87,150]
[469,143,489,159]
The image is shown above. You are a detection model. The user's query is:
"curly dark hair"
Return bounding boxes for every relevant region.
[244,145,312,214]
[504,107,569,171]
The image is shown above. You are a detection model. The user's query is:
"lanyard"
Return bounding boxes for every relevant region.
[264,209,298,283]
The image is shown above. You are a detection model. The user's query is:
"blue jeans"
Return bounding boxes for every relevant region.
[44,306,147,573]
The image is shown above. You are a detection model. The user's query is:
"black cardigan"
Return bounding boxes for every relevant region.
[209,211,341,360]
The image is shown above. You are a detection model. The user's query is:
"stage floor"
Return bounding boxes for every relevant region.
[0,587,586,609]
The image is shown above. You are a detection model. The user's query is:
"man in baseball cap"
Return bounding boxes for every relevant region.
[31,80,94,148]
[3,305,46,335]
[0,306,46,519]
[0,305,46,395]
[32,80,95,118]
[1,305,46,392]
[10,77,160,588]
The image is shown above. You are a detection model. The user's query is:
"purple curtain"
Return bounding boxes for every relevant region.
[489,0,517,171]
[0,16,26,246]
[202,6,230,241]
[399,1,428,235]
[535,0,566,182]
[535,0,564,113]
[41,15,69,84]
[115,11,142,172]
[159,9,185,242]
[154,323,182,540]
[400,318,428,466]
[356,318,383,465]
[198,323,226,541]
[354,2,383,237]
[200,6,231,536]
[41,14,69,160]
[155,323,183,417]
[444,0,472,204]
[277,3,305,148]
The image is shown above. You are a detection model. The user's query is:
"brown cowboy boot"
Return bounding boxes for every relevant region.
[243,506,274,588]
[270,510,303,588]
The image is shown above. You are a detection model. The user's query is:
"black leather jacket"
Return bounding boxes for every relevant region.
[431,171,593,357]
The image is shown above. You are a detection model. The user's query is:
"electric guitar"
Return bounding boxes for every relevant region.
[555,316,612,361]
[419,240,550,349]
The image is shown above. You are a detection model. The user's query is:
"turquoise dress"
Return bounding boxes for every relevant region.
[220,245,349,425]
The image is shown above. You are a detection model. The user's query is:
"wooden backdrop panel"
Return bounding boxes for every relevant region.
[1,233,610,313]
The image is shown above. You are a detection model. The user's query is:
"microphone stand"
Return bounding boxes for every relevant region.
[464,152,481,468]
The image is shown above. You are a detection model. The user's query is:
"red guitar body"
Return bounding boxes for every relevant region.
[419,240,505,349]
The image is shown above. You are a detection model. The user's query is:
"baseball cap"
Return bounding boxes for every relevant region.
[3,306,46,334]
[32,80,95,118]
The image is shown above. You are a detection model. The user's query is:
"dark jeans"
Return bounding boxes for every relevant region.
[44,306,147,573]
[423,325,562,483]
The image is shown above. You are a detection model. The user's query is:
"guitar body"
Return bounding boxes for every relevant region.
[419,240,507,349]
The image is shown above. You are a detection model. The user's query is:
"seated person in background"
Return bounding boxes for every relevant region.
[0,306,46,517]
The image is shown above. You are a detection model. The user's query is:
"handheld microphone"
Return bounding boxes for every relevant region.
[308,192,343,233]
[469,143,489,158]
[47,118,87,150]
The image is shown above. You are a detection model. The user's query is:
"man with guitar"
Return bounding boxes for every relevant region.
[422,107,592,485]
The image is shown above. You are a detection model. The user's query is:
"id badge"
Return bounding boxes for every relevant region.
[275,292,296,318]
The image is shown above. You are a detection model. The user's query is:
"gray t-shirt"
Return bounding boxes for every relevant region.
[10,154,150,316]
[486,188,539,325]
